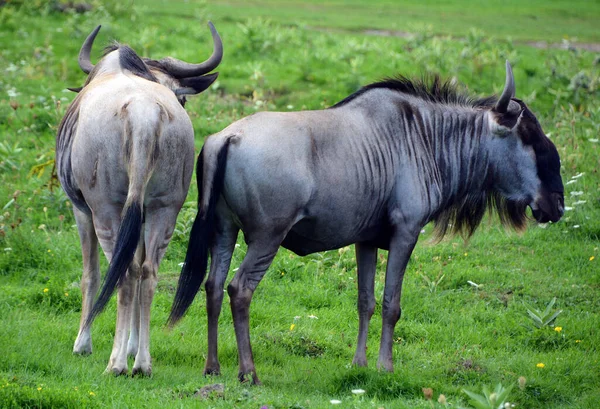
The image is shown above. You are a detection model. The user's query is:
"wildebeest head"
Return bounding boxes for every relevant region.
[488,61,564,224]
[71,22,222,106]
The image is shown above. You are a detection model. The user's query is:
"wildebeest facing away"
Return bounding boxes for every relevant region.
[168,62,564,384]
[56,22,222,375]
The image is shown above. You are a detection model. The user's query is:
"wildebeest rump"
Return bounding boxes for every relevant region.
[169,62,564,384]
[56,22,222,375]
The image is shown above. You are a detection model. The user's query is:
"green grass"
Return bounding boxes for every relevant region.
[148,0,600,43]
[1,0,599,408]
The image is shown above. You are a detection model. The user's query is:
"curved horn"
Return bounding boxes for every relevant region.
[78,25,102,74]
[156,21,223,78]
[495,60,515,113]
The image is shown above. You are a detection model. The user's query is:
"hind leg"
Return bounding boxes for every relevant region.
[127,240,145,357]
[73,207,100,355]
[204,211,238,376]
[91,204,138,375]
[132,206,179,376]
[228,232,286,385]
[105,259,140,375]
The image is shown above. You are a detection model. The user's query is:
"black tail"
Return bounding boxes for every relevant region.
[84,201,143,329]
[168,139,231,327]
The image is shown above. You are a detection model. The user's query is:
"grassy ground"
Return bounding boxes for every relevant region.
[0,1,599,408]
[148,0,600,43]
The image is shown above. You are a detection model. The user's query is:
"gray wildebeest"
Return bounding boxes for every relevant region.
[168,61,564,384]
[56,22,222,375]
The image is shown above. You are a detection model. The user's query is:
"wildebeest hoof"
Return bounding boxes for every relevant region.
[132,365,152,377]
[203,367,221,377]
[376,360,394,373]
[238,371,261,385]
[105,365,128,376]
[73,346,92,356]
[73,339,92,355]
[352,357,368,367]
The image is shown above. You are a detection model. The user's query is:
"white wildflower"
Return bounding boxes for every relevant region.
[570,191,583,196]
[565,180,577,185]
[351,389,366,395]
[330,399,342,404]
[572,200,587,206]
[308,315,318,319]
[571,172,585,179]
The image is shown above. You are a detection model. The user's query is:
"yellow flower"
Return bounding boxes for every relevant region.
[43,288,49,293]
[590,256,595,261]
[464,252,468,257]
[290,323,296,331]
[536,363,545,368]
[37,387,42,391]
[576,340,582,343]
[89,391,96,396]
[554,326,562,332]
[64,292,69,297]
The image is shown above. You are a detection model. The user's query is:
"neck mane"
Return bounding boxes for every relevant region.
[332,75,498,109]
[333,75,528,239]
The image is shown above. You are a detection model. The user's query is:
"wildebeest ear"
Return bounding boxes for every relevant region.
[490,103,523,133]
[175,72,219,96]
[67,86,83,93]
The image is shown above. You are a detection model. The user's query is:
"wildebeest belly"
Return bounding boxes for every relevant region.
[282,215,392,256]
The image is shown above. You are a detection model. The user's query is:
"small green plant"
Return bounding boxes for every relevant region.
[418,270,445,293]
[172,202,197,243]
[0,141,23,172]
[525,297,563,329]
[462,383,513,409]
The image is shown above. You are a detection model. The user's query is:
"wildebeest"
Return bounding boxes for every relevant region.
[56,22,222,375]
[168,62,564,384]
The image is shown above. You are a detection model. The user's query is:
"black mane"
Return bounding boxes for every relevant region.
[83,42,158,85]
[332,75,497,109]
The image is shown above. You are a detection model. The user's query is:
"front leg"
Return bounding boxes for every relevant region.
[352,242,377,367]
[377,224,420,372]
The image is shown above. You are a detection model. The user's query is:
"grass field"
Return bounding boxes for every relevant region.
[0,1,599,408]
